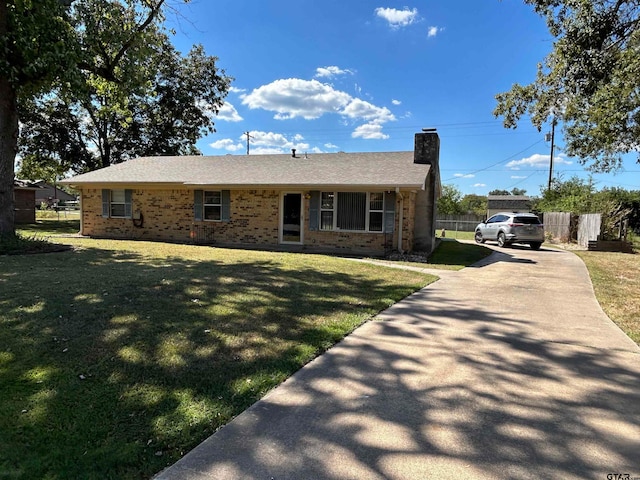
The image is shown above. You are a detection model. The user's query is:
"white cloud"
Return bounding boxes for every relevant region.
[209,138,244,152]
[229,86,246,93]
[315,66,354,78]
[242,130,310,154]
[391,99,401,105]
[217,102,243,122]
[210,130,332,155]
[511,175,527,179]
[352,123,390,140]
[242,78,352,120]
[506,153,572,169]
[196,100,220,120]
[325,143,339,149]
[249,147,289,155]
[375,7,419,28]
[427,26,443,38]
[241,77,395,139]
[341,98,396,124]
[473,183,487,188]
[250,131,300,148]
[454,173,475,179]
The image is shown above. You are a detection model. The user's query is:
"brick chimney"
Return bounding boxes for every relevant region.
[413,129,440,255]
[414,130,439,165]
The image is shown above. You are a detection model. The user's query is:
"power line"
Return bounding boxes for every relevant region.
[441,139,545,182]
[507,170,544,190]
[223,120,541,142]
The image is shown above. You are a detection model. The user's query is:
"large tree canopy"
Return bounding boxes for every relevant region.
[0,0,77,233]
[494,0,640,173]
[1,0,231,234]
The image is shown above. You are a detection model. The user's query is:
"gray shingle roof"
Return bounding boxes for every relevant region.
[487,195,531,201]
[61,152,430,189]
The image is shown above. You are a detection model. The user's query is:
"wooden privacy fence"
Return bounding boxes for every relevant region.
[578,213,602,247]
[541,212,602,245]
[542,212,573,242]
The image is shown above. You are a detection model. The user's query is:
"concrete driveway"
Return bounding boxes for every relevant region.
[155,244,640,480]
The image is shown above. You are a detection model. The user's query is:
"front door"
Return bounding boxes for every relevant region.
[280,193,303,244]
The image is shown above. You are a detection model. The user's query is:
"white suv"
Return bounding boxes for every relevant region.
[475,212,544,250]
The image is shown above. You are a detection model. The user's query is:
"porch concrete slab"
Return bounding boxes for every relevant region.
[155,245,640,480]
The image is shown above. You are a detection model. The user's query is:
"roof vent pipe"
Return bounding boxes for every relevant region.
[291,148,296,157]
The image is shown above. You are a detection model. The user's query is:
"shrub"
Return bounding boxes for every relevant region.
[0,233,68,255]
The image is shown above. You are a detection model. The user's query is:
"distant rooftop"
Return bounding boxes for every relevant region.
[487,195,531,201]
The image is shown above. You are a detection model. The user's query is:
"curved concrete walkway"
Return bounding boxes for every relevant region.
[155,245,640,480]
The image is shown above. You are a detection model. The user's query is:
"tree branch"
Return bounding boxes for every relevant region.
[110,1,166,72]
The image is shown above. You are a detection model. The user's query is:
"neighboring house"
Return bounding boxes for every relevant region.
[33,180,77,207]
[13,179,41,224]
[487,195,532,217]
[61,131,441,256]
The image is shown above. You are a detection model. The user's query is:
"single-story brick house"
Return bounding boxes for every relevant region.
[61,131,441,256]
[14,179,41,224]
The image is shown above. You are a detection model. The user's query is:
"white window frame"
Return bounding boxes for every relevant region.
[110,189,127,218]
[319,192,335,231]
[319,191,385,233]
[368,192,384,232]
[203,190,222,221]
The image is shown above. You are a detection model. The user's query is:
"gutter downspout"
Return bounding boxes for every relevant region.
[396,187,404,253]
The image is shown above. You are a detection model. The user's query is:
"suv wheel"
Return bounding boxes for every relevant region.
[497,232,508,247]
[529,242,542,250]
[475,230,485,244]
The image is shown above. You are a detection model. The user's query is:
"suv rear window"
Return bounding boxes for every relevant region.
[514,216,541,225]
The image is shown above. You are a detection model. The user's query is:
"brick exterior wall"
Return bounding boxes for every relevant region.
[404,192,416,252]
[80,187,420,256]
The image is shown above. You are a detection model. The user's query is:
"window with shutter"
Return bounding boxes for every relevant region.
[196,190,230,222]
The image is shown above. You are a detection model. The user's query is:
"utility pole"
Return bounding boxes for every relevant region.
[546,118,556,192]
[243,131,253,155]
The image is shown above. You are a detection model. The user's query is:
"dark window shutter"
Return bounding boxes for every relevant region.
[194,190,203,221]
[309,191,320,231]
[384,191,396,233]
[124,189,132,218]
[221,190,231,222]
[101,189,110,218]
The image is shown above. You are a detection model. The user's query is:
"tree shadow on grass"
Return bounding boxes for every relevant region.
[0,245,432,479]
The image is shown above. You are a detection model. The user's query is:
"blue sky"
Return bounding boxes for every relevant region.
[169,0,640,197]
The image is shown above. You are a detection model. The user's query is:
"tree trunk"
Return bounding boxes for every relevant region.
[0,2,18,235]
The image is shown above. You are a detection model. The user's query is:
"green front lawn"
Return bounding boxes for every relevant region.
[575,250,640,345]
[5,219,637,478]
[16,219,81,236]
[427,238,492,269]
[1,234,436,479]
